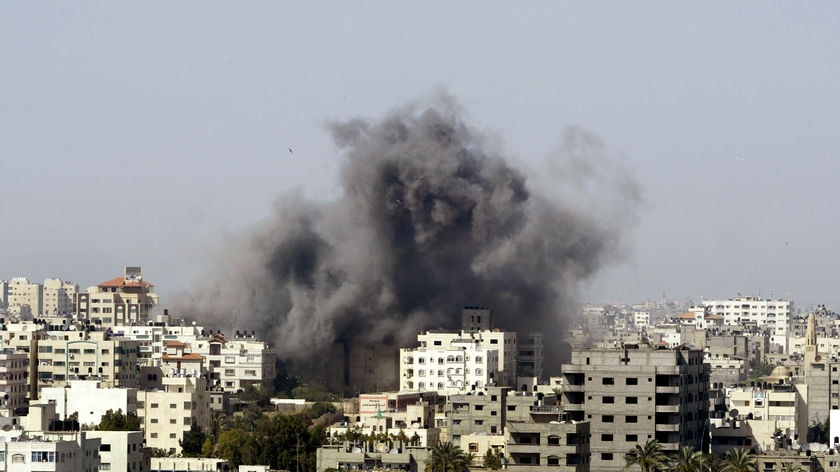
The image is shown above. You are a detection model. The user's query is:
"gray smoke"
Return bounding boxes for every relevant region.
[174,97,640,375]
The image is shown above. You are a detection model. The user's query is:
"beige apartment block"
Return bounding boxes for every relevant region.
[137,375,211,456]
[42,278,78,317]
[33,327,140,398]
[76,267,159,327]
[5,277,42,318]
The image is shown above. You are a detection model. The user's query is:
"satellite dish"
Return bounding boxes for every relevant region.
[69,325,76,331]
[2,425,10,431]
[730,409,739,418]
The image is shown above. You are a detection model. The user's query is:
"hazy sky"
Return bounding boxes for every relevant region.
[3,2,839,309]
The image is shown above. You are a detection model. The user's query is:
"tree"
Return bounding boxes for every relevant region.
[483,448,503,470]
[94,409,141,431]
[780,463,806,472]
[180,423,206,457]
[426,442,471,472]
[721,448,757,472]
[623,439,667,472]
[670,446,706,472]
[216,428,253,467]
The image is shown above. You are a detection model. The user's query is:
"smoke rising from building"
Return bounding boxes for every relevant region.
[174,97,641,375]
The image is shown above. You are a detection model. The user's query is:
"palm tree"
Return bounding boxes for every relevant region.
[624,439,668,472]
[670,446,706,472]
[426,441,470,472]
[721,448,757,472]
[780,463,806,472]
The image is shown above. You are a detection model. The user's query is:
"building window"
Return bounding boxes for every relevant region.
[601,453,613,461]
[626,416,638,423]
[603,415,614,423]
[602,377,614,385]
[469,443,479,452]
[602,434,613,441]
[627,397,638,404]
[32,451,56,462]
[627,434,638,442]
[626,377,638,385]
[603,396,614,404]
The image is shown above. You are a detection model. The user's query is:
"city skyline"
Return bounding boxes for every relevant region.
[3,3,840,309]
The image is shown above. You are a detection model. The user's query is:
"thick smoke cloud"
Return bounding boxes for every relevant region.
[175,98,640,375]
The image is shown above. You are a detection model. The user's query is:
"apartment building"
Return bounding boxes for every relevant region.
[5,277,42,318]
[400,327,515,393]
[506,419,590,471]
[86,430,147,472]
[561,346,709,472]
[702,296,794,349]
[76,267,159,327]
[516,333,544,386]
[137,374,211,455]
[2,402,103,472]
[400,341,500,395]
[33,327,140,398]
[447,387,512,444]
[42,278,78,317]
[0,349,29,416]
[41,380,138,427]
[112,324,276,394]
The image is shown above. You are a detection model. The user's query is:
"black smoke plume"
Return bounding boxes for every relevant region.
[175,97,640,375]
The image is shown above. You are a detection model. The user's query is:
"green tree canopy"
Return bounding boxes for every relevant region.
[483,448,503,470]
[179,423,206,457]
[94,409,141,431]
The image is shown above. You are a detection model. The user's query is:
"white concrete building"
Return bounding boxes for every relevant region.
[633,311,650,329]
[86,430,147,472]
[400,329,515,393]
[40,380,137,427]
[112,324,276,394]
[702,296,794,349]
[400,341,500,395]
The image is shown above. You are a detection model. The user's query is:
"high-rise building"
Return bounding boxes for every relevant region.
[76,267,159,327]
[6,277,42,318]
[561,345,709,472]
[42,278,78,317]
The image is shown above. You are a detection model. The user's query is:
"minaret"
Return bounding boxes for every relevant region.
[804,311,819,377]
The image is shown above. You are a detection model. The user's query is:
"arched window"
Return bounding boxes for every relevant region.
[475,368,482,375]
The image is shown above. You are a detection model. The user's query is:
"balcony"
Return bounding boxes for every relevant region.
[655,386,679,394]
[655,404,680,413]
[655,423,680,432]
